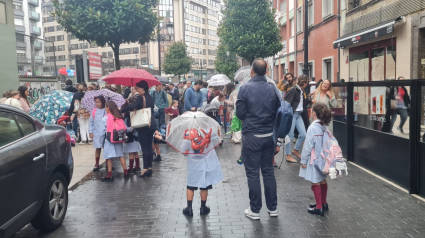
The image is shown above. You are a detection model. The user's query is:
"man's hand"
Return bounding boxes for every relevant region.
[191,107,196,111]
[301,164,307,168]
[326,91,332,98]
[279,76,284,82]
[89,133,93,139]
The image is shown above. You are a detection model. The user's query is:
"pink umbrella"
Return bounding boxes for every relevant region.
[103,68,161,88]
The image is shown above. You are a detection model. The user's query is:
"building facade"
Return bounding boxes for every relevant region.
[41,0,221,81]
[272,0,339,82]
[13,0,45,75]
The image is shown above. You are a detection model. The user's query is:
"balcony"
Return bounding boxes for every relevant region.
[16,41,27,48]
[17,57,30,64]
[28,0,39,6]
[35,56,44,64]
[14,10,24,18]
[30,26,41,36]
[15,25,25,33]
[280,13,287,25]
[42,1,53,8]
[34,41,42,50]
[29,11,40,21]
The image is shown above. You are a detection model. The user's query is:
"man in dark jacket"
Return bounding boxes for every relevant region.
[64,79,78,93]
[168,83,180,101]
[236,59,280,220]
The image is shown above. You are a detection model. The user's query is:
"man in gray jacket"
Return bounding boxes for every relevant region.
[236,59,280,220]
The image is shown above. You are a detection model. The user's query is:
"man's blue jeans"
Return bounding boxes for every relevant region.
[285,111,306,154]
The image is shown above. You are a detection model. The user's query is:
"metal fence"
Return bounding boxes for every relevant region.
[16,33,57,77]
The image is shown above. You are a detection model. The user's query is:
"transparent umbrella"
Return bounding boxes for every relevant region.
[207,74,231,86]
[166,111,221,155]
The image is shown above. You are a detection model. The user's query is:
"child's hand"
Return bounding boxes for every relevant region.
[275,147,280,153]
[301,164,307,168]
[89,133,93,139]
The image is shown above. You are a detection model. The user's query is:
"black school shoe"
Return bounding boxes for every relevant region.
[308,207,324,216]
[200,206,210,216]
[183,207,193,217]
[309,203,329,211]
[124,173,129,180]
[101,176,114,182]
[154,155,162,161]
[93,165,100,172]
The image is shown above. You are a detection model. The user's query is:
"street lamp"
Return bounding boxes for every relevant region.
[158,19,174,76]
[197,62,203,81]
[135,54,138,69]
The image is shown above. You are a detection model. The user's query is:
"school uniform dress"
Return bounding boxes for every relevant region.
[101,116,124,160]
[299,120,328,183]
[88,108,106,149]
[186,149,223,189]
[123,126,141,153]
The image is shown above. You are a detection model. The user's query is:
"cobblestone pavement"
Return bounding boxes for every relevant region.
[15,140,425,238]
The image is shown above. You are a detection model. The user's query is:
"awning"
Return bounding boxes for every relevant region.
[333,17,402,49]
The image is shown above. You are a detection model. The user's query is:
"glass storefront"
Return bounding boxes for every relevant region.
[349,38,396,82]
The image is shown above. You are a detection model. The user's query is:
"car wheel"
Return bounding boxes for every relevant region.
[31,172,68,231]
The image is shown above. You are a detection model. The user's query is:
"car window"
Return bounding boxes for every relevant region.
[0,111,23,147]
[14,114,35,136]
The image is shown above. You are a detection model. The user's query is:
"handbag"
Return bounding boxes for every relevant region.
[130,95,151,128]
[390,100,397,109]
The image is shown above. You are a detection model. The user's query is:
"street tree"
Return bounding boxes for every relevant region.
[214,42,239,81]
[53,0,159,72]
[218,0,282,64]
[162,41,192,81]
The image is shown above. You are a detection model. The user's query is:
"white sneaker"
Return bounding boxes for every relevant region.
[88,141,93,145]
[244,207,260,220]
[79,141,86,145]
[267,209,278,217]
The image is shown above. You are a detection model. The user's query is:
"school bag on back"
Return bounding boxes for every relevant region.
[106,114,128,143]
[272,85,293,140]
[311,129,348,179]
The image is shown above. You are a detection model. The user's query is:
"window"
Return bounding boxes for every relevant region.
[102,52,107,57]
[16,33,24,42]
[108,52,113,57]
[47,26,55,32]
[57,45,65,51]
[14,114,35,137]
[15,18,24,26]
[0,112,26,147]
[124,48,131,54]
[56,35,64,41]
[323,58,332,81]
[290,19,294,37]
[296,7,303,33]
[308,0,314,26]
[280,1,286,13]
[133,47,139,53]
[80,43,88,49]
[322,0,332,18]
[69,65,76,70]
[17,50,26,58]
[56,25,62,31]
[14,3,22,10]
[58,55,66,61]
[71,44,78,50]
[348,0,361,11]
[208,60,213,66]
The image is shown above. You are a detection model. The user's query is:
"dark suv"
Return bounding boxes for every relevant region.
[0,105,73,238]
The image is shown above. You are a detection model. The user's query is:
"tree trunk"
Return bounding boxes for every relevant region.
[112,44,122,94]
[178,75,181,82]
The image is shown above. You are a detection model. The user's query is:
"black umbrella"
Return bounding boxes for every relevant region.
[187,77,200,82]
[154,75,169,84]
[204,74,215,81]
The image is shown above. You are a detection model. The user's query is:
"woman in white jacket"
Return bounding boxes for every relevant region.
[4,91,23,110]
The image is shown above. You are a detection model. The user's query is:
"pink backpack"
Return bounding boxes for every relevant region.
[106,114,127,143]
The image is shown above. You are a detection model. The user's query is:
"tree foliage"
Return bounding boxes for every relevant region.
[53,0,159,71]
[218,0,282,64]
[214,42,239,80]
[162,41,192,80]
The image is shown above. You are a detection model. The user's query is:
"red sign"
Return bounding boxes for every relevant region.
[88,52,102,80]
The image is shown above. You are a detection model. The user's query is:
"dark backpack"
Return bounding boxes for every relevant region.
[272,85,293,140]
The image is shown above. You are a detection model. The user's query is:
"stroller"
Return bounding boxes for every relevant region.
[198,104,223,146]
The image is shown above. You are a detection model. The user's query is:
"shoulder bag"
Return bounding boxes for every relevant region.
[130,95,151,128]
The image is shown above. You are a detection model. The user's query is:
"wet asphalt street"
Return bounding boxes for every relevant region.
[14,139,425,238]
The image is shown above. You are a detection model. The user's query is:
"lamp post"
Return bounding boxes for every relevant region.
[135,54,138,69]
[158,20,174,76]
[198,62,203,81]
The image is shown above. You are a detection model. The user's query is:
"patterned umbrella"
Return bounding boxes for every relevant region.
[207,74,231,86]
[29,90,73,125]
[81,89,126,113]
[103,68,161,88]
[166,111,221,155]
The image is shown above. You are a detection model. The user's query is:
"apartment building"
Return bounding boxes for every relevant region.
[13,0,44,75]
[272,0,338,82]
[336,0,425,81]
[41,0,221,80]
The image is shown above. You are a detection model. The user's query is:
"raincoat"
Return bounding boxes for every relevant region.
[88,108,106,149]
[186,149,223,188]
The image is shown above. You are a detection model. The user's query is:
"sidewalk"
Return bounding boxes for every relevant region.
[69,144,99,188]
[16,140,425,238]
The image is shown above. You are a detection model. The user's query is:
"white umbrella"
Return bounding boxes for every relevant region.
[235,68,276,86]
[207,74,231,86]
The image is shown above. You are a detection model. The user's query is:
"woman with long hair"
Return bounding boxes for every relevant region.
[121,80,157,178]
[389,76,410,134]
[5,91,23,110]
[18,86,30,113]
[310,79,337,109]
[299,102,332,216]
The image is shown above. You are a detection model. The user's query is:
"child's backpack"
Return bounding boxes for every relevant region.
[311,129,348,179]
[106,114,128,143]
[272,85,293,142]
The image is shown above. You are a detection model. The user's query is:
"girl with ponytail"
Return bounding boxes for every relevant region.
[299,102,332,216]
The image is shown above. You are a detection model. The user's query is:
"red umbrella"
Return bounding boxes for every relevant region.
[58,67,68,76]
[103,68,161,88]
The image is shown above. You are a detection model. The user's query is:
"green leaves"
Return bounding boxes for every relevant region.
[162,41,192,78]
[214,42,239,81]
[218,0,282,63]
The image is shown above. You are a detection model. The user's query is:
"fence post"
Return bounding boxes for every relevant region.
[409,79,419,194]
[346,82,354,162]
